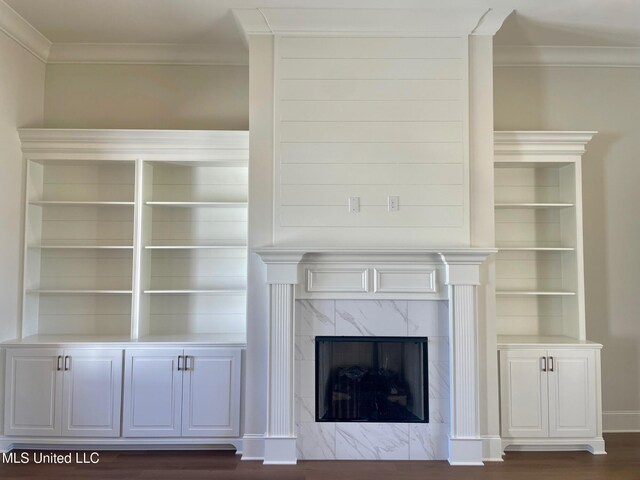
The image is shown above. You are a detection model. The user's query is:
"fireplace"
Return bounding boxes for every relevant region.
[254,247,495,464]
[315,337,428,423]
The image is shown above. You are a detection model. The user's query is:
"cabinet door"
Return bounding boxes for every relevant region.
[182,348,240,437]
[499,349,549,438]
[61,349,122,437]
[122,348,183,437]
[4,348,63,436]
[548,349,597,438]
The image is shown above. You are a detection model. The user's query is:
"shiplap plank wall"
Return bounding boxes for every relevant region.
[274,35,469,246]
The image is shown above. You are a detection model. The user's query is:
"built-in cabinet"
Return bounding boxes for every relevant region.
[494,132,604,454]
[499,345,599,440]
[4,348,122,437]
[3,130,247,451]
[123,348,240,438]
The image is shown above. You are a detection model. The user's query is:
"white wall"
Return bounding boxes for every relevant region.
[494,65,640,431]
[44,64,248,130]
[0,32,46,430]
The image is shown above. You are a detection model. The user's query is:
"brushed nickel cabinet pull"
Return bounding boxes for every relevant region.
[56,355,63,371]
[549,356,555,372]
[64,355,70,371]
[177,355,183,371]
[541,356,547,372]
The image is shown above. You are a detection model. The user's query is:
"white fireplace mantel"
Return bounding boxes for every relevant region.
[254,247,496,465]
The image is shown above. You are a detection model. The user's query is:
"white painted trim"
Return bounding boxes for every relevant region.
[482,435,504,462]
[0,436,242,451]
[494,131,596,156]
[503,437,606,455]
[495,46,640,68]
[0,0,51,62]
[603,411,640,432]
[236,8,490,36]
[471,9,514,36]
[373,267,436,294]
[307,267,369,293]
[18,128,249,162]
[449,438,484,466]
[47,42,248,66]
[263,437,297,465]
[241,433,265,460]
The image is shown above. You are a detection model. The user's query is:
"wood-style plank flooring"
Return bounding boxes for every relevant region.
[1,433,638,480]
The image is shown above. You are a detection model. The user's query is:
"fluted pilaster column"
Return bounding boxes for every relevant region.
[254,250,304,465]
[440,252,493,466]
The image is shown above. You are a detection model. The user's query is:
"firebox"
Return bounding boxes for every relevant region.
[315,336,428,423]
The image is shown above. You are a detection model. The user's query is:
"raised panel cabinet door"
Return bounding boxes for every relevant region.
[4,348,63,436]
[122,348,183,437]
[547,349,597,438]
[182,348,241,437]
[499,348,549,438]
[61,349,123,437]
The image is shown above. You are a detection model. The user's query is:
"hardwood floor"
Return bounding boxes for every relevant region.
[1,433,638,480]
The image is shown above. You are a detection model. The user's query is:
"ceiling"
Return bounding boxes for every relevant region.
[4,0,640,63]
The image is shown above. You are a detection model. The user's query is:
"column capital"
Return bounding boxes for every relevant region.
[254,248,305,284]
[439,250,496,286]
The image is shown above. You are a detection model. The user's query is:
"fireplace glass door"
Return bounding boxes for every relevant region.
[315,336,428,423]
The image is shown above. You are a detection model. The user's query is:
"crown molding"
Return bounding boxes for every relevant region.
[494,131,597,156]
[234,7,512,39]
[18,128,249,157]
[495,46,640,68]
[0,0,51,62]
[471,8,514,36]
[47,42,248,66]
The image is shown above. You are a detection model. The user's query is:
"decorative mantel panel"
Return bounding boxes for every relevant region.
[254,248,495,465]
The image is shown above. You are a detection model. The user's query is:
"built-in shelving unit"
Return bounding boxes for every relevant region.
[494,132,604,455]
[493,131,595,340]
[18,129,249,343]
[138,159,248,339]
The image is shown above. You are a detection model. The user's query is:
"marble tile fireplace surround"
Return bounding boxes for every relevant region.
[255,248,495,466]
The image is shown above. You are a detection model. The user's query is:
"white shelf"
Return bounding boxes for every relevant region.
[497,246,575,252]
[497,335,602,348]
[3,333,246,347]
[146,201,247,208]
[496,290,576,296]
[26,290,133,295]
[143,289,246,295]
[29,245,134,250]
[30,201,134,206]
[145,245,246,250]
[495,203,574,209]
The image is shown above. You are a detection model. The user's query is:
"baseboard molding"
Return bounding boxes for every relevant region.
[241,433,265,461]
[0,437,241,452]
[603,411,640,432]
[482,435,504,462]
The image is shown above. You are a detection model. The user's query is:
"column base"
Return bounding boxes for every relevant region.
[264,437,297,465]
[241,434,265,461]
[449,438,484,466]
